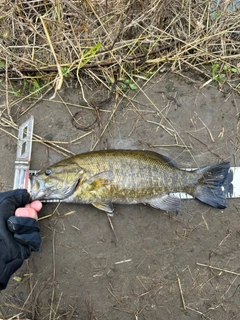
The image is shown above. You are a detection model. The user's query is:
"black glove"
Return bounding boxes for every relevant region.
[0,189,41,290]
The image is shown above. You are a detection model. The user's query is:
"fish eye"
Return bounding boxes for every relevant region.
[45,169,52,176]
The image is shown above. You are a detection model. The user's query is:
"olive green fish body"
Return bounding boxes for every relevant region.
[30,150,230,212]
[71,151,195,201]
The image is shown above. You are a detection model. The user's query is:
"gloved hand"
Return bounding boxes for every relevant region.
[0,189,42,290]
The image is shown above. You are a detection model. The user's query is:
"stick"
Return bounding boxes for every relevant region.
[40,16,63,94]
[106,213,118,243]
[197,263,240,276]
[176,272,186,310]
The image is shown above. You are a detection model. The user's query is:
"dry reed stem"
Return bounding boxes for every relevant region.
[0,116,75,157]
[176,272,186,310]
[40,16,63,95]
[1,0,239,90]
[196,262,240,277]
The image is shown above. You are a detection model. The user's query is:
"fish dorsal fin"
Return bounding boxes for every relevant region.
[92,201,114,213]
[85,171,114,190]
[142,151,178,168]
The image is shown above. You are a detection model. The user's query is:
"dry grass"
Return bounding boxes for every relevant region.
[0,0,239,150]
[0,0,240,97]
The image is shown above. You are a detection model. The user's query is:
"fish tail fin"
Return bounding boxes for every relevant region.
[194,162,230,209]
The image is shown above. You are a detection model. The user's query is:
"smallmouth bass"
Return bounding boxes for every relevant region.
[30,150,230,213]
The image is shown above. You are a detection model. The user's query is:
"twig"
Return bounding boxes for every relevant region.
[0,116,75,157]
[176,272,186,310]
[106,213,118,244]
[197,115,215,143]
[40,16,63,95]
[5,57,13,122]
[196,263,240,276]
[186,306,211,319]
[85,297,94,320]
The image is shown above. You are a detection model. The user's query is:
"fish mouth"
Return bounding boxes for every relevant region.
[31,187,63,201]
[30,177,80,201]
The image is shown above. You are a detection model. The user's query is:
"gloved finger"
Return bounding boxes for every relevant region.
[7,216,41,252]
[14,231,41,252]
[15,208,38,221]
[7,216,40,234]
[0,189,30,221]
[0,190,31,261]
[0,189,30,206]
[0,191,33,263]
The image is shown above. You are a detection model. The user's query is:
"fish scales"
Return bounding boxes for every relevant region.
[30,150,230,212]
[74,151,186,200]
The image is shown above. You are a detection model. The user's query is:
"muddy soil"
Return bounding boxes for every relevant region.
[0,72,240,320]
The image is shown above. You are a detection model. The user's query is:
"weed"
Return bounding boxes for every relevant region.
[61,67,70,78]
[212,63,238,85]
[78,43,102,70]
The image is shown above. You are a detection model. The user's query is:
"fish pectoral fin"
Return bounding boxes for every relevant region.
[148,195,181,212]
[86,171,114,190]
[92,201,114,214]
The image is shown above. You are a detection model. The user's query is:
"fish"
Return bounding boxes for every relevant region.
[30,150,230,213]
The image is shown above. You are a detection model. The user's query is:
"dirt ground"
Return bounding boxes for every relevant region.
[0,72,240,320]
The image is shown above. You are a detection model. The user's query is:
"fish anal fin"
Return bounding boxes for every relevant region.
[148,194,181,212]
[92,201,114,214]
